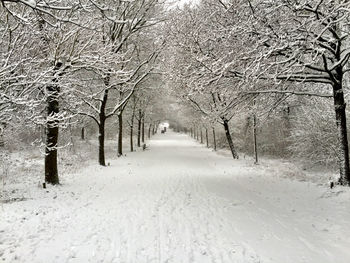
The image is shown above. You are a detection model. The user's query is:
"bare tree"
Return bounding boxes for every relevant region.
[165,2,255,159]
[245,0,350,185]
[74,0,164,164]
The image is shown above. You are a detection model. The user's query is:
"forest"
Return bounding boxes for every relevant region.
[1,1,350,263]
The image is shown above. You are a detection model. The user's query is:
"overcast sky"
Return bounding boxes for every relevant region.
[167,0,200,9]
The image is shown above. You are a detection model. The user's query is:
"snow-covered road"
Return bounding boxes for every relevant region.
[1,131,350,263]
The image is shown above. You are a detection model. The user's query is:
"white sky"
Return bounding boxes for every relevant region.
[166,0,200,9]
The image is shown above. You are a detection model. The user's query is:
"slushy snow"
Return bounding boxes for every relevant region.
[1,131,350,262]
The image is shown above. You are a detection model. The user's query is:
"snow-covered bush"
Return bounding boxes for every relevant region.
[288,98,338,168]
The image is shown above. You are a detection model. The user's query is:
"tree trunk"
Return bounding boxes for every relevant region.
[81,126,85,140]
[130,124,134,152]
[130,106,135,152]
[154,121,159,134]
[45,83,60,185]
[206,128,209,148]
[148,123,152,139]
[333,80,350,185]
[253,113,258,164]
[98,89,108,166]
[137,109,141,147]
[152,123,156,135]
[212,127,217,151]
[223,119,239,159]
[98,118,106,166]
[200,128,203,144]
[253,99,258,164]
[141,115,145,143]
[118,112,123,157]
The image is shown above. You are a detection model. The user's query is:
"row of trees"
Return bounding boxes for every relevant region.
[165,0,350,186]
[2,0,350,187]
[0,0,166,184]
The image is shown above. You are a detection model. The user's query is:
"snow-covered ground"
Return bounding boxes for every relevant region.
[1,131,350,263]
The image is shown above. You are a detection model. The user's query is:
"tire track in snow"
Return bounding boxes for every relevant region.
[146,172,261,263]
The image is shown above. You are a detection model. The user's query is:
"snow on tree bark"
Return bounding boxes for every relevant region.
[223,119,238,159]
[141,114,145,143]
[45,81,60,185]
[118,113,123,157]
[137,109,142,147]
[98,86,109,166]
[333,82,350,185]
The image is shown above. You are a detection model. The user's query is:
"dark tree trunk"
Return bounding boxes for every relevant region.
[206,128,209,148]
[98,89,108,166]
[212,127,217,151]
[98,118,106,166]
[129,105,136,152]
[148,123,152,139]
[118,112,123,157]
[81,127,85,140]
[130,124,134,152]
[200,128,203,144]
[333,79,350,185]
[45,83,60,185]
[141,115,145,143]
[223,119,238,159]
[137,109,141,147]
[45,62,65,185]
[190,128,193,138]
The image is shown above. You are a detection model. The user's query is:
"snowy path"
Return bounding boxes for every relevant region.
[1,131,350,263]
